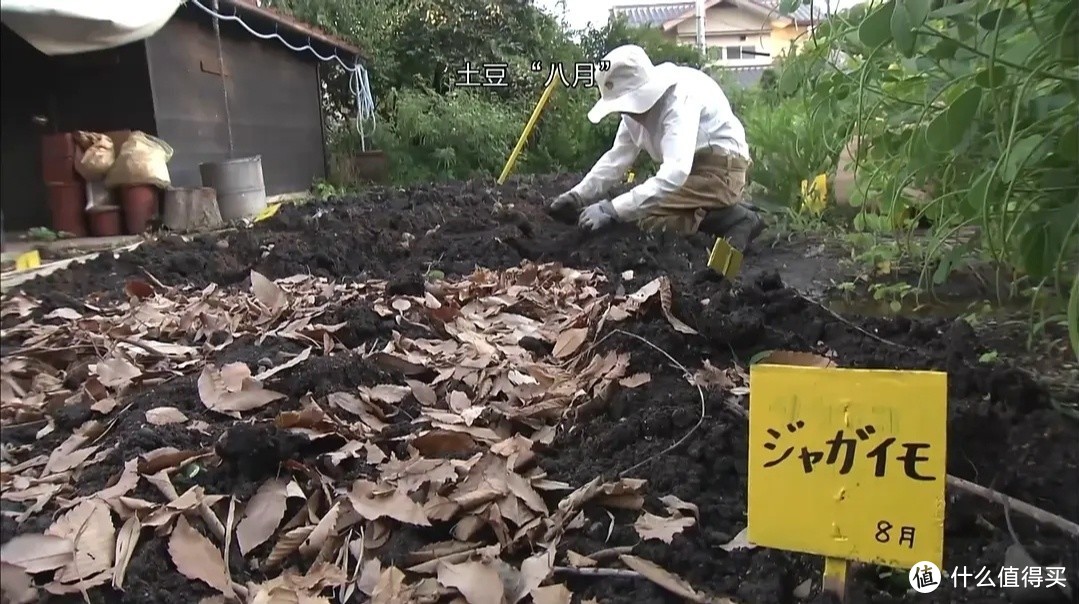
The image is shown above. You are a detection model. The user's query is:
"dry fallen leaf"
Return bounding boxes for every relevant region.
[112,516,141,589]
[364,384,411,404]
[348,481,430,526]
[689,360,734,391]
[566,551,596,568]
[237,479,289,556]
[719,527,757,552]
[0,533,74,573]
[145,406,189,425]
[92,357,142,389]
[0,562,37,604]
[515,550,554,602]
[253,346,312,382]
[658,277,698,335]
[659,494,699,520]
[412,430,478,457]
[619,555,726,604]
[45,499,115,583]
[198,362,286,416]
[531,584,572,604]
[633,512,695,544]
[168,516,233,596]
[251,270,287,310]
[437,560,504,604]
[357,558,383,596]
[619,372,651,388]
[372,566,412,604]
[552,327,588,359]
[124,278,155,299]
[755,350,837,368]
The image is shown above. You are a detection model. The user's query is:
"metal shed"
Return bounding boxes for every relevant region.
[0,0,365,231]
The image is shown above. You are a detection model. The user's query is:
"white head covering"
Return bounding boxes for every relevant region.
[586,44,676,124]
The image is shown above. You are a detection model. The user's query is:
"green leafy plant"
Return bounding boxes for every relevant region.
[776,0,1078,346]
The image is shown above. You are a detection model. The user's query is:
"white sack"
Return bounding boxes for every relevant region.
[0,0,183,55]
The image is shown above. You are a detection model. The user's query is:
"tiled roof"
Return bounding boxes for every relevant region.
[752,0,829,24]
[611,0,828,28]
[610,2,693,27]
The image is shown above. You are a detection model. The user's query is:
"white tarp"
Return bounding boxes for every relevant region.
[0,0,183,55]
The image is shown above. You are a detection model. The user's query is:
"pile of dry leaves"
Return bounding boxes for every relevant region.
[1,262,743,604]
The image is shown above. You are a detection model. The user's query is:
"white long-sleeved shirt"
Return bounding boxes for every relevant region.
[569,62,750,221]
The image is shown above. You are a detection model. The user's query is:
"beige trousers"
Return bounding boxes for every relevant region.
[636,149,750,235]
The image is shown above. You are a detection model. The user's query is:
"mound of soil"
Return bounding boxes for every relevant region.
[5,176,1078,604]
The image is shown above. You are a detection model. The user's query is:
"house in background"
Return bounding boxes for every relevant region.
[1,0,364,231]
[610,0,826,85]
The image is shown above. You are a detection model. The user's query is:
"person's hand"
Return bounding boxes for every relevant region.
[578,200,617,232]
[547,191,582,223]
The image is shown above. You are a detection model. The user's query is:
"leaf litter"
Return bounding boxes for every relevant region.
[0,262,740,603]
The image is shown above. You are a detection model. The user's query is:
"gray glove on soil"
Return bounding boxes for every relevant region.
[578,200,617,232]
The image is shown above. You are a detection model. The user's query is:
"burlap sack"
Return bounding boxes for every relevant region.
[74,131,115,181]
[105,131,173,188]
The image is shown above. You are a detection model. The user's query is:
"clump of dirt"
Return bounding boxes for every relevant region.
[4,176,1077,604]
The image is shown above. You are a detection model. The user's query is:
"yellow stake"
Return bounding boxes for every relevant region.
[822,557,849,601]
[497,78,560,185]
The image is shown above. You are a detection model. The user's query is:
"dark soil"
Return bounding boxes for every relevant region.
[4,174,1078,604]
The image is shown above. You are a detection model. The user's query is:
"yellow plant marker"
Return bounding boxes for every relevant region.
[253,203,281,223]
[498,77,559,185]
[707,237,743,280]
[15,250,41,271]
[748,365,947,571]
[800,173,828,216]
[626,171,636,183]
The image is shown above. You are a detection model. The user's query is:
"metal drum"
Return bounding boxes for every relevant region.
[199,156,266,221]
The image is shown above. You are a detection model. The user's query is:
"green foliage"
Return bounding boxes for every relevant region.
[372,88,527,182]
[274,0,706,185]
[773,0,1078,356]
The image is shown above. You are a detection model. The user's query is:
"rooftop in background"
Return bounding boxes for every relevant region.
[217,0,365,61]
[611,0,829,28]
[611,2,694,27]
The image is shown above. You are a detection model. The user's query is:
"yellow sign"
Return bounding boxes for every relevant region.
[16,250,41,271]
[748,365,947,569]
[707,237,743,279]
[800,173,828,216]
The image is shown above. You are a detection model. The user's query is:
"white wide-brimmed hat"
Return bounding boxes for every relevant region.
[586,44,676,124]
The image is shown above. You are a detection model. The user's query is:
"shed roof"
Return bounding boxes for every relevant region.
[215,0,365,61]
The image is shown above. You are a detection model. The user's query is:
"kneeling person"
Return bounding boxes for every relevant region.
[548,44,764,252]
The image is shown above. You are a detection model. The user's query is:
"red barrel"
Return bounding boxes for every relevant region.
[121,185,160,234]
[46,183,88,237]
[41,132,79,184]
[87,207,123,237]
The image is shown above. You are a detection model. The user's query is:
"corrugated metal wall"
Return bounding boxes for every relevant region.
[145,7,327,196]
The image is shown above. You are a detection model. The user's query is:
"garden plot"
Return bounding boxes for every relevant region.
[1,176,1076,604]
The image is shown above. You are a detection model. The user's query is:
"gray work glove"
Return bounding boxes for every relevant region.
[578,200,617,232]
